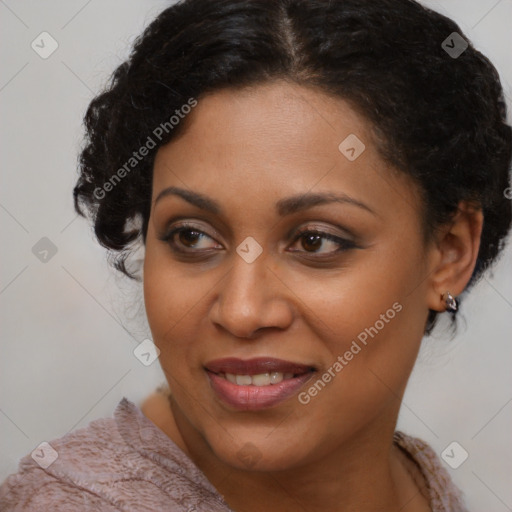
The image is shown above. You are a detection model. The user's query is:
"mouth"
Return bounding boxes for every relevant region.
[204,357,316,410]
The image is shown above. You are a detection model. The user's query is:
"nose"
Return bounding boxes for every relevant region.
[209,253,294,339]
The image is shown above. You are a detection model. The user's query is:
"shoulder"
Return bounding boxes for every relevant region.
[0,397,232,512]
[0,469,117,511]
[394,431,470,512]
[0,406,127,511]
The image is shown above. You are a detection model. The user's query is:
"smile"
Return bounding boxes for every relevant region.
[221,372,295,386]
[204,357,316,410]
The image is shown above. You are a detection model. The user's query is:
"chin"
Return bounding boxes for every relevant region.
[204,426,319,472]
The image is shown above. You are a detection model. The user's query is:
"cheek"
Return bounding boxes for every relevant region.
[299,245,428,416]
[142,244,214,370]
[282,234,423,346]
[143,245,183,352]
[304,233,422,345]
[143,235,189,328]
[293,303,424,447]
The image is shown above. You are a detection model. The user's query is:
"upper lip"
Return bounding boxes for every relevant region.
[204,357,316,376]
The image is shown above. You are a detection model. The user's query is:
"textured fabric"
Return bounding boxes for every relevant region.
[0,397,469,511]
[393,432,469,512]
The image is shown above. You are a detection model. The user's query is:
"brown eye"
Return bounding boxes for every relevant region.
[300,233,323,252]
[160,223,220,253]
[158,222,356,259]
[289,229,355,255]
[177,228,203,248]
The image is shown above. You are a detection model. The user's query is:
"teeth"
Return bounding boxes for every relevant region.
[224,372,297,386]
[225,373,237,384]
[235,375,253,386]
[252,373,271,386]
[270,372,283,384]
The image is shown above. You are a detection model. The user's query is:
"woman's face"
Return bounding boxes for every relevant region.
[143,81,434,471]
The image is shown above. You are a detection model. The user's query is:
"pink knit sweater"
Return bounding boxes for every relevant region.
[0,397,469,511]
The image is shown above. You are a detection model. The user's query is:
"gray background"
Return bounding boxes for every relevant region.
[1,0,511,509]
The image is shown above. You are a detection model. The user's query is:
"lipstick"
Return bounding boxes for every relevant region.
[204,357,316,411]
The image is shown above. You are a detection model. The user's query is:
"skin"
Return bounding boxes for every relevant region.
[141,80,483,512]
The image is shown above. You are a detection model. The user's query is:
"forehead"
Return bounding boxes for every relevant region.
[151,81,420,223]
[155,81,371,168]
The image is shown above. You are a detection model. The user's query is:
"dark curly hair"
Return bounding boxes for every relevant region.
[73,0,512,335]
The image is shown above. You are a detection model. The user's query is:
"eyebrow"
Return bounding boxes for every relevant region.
[154,186,378,217]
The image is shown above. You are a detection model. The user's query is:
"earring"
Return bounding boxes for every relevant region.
[442,291,458,313]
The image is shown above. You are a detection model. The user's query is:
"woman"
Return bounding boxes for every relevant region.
[1,0,510,510]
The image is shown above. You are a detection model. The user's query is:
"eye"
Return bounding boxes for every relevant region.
[159,223,220,253]
[288,227,355,256]
[159,222,356,257]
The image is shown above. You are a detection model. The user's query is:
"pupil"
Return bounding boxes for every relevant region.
[303,234,321,252]
[180,229,200,247]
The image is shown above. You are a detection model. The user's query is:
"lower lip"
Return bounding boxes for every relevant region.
[206,371,315,411]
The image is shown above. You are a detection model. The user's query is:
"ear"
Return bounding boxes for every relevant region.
[425,201,484,312]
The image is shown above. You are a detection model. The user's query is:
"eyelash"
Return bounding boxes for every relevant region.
[159,222,356,257]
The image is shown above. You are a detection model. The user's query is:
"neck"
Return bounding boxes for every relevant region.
[167,397,429,512]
